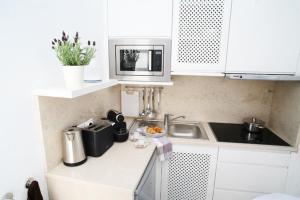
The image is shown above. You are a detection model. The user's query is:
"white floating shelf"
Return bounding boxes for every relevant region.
[34,79,119,99]
[118,81,173,86]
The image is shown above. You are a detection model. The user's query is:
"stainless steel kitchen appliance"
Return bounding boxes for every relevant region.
[134,150,158,200]
[243,117,265,133]
[109,38,171,82]
[62,127,87,167]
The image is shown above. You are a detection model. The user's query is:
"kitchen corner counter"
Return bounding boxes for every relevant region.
[46,141,156,200]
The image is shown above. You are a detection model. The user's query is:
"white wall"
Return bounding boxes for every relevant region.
[0,0,108,199]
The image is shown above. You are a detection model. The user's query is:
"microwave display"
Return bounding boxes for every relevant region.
[109,39,171,82]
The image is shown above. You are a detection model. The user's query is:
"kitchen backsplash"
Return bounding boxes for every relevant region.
[157,76,275,123]
[38,85,120,170]
[38,77,300,171]
[269,81,300,147]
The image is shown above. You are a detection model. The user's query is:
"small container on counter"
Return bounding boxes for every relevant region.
[134,136,150,148]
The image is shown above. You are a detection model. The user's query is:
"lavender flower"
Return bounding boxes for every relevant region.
[51,31,96,66]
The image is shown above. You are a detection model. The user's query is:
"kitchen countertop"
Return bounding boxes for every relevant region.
[46,120,297,200]
[46,141,156,200]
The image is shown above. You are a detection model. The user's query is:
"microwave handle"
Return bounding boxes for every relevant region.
[148,50,152,71]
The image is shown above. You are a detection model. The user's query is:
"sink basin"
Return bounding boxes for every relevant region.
[168,123,202,139]
[129,119,208,140]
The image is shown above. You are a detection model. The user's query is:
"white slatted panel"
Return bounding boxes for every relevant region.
[172,0,232,73]
[177,0,225,64]
[167,152,211,200]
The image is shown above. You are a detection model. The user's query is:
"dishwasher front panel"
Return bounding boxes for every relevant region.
[135,151,158,200]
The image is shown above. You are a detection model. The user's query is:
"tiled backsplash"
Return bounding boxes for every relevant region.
[38,77,300,171]
[157,76,275,123]
[38,85,120,170]
[269,81,300,147]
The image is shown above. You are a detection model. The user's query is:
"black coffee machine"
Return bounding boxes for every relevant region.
[107,109,129,142]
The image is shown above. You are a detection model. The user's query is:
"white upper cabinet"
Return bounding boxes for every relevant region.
[108,0,173,38]
[171,0,232,75]
[226,0,300,74]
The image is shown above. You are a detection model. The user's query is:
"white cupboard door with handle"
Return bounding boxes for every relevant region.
[108,0,172,38]
[171,0,232,75]
[226,0,300,74]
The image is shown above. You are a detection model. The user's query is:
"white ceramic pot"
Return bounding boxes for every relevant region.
[62,66,84,89]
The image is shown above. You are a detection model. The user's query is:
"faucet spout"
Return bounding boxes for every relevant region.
[171,115,186,121]
[164,114,186,135]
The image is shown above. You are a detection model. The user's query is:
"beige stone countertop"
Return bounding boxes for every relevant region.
[46,141,156,200]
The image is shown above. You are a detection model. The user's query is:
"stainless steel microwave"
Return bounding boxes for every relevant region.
[109,38,171,82]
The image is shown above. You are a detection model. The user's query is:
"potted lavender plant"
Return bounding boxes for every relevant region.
[52,31,96,89]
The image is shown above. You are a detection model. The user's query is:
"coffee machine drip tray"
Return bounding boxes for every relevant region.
[209,122,290,146]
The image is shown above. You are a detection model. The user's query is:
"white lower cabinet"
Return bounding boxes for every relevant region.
[215,162,288,193]
[159,145,291,200]
[213,189,264,200]
[161,144,218,200]
[213,147,291,200]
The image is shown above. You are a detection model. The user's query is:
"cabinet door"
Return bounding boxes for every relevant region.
[161,144,218,200]
[213,189,263,200]
[226,0,300,74]
[108,0,172,37]
[171,0,232,75]
[215,162,288,193]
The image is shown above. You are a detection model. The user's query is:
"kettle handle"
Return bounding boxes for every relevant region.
[66,132,75,141]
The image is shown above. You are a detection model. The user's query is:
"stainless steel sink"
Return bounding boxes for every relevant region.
[129,119,208,140]
[168,123,202,139]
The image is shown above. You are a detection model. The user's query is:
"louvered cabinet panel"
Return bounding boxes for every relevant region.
[171,0,232,75]
[161,144,218,200]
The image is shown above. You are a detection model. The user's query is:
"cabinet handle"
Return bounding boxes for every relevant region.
[148,50,152,71]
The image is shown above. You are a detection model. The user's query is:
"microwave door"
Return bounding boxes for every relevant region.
[116,45,163,76]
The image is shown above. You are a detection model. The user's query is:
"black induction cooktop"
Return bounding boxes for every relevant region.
[209,122,290,146]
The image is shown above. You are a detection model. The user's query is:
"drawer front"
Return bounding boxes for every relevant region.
[215,163,288,193]
[219,147,291,167]
[213,189,263,200]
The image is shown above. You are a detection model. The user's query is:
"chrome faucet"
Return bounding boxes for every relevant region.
[164,114,186,135]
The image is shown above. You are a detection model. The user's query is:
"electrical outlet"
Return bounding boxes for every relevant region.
[2,193,14,200]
